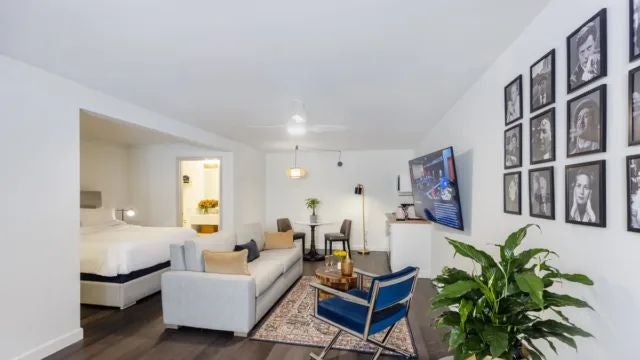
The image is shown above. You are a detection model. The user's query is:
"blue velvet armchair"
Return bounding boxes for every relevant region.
[310,266,419,360]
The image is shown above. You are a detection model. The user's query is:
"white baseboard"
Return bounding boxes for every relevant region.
[12,328,83,360]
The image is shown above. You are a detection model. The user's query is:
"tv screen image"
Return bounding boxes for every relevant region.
[409,147,464,230]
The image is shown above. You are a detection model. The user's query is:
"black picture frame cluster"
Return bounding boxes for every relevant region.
[502,7,617,229]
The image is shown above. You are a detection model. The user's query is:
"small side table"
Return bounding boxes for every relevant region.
[314,269,357,299]
[295,220,332,261]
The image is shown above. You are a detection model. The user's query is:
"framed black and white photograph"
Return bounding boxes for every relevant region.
[630,0,640,61]
[504,172,521,215]
[530,49,555,112]
[567,9,607,94]
[629,66,640,145]
[504,123,522,169]
[529,167,555,220]
[565,160,606,227]
[530,108,555,164]
[567,84,606,157]
[627,155,640,232]
[504,75,523,125]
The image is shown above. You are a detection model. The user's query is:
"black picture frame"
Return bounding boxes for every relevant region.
[627,155,640,232]
[529,166,555,220]
[504,171,521,215]
[629,65,640,145]
[530,108,556,165]
[630,0,640,62]
[566,84,606,158]
[530,49,556,113]
[504,123,522,169]
[566,8,607,94]
[504,75,523,125]
[565,160,606,228]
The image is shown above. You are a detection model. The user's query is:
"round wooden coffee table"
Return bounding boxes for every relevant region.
[314,269,357,299]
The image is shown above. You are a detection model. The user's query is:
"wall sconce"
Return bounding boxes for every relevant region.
[287,145,306,179]
[182,175,190,184]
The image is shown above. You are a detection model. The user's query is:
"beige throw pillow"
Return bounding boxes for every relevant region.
[264,230,295,249]
[203,249,250,275]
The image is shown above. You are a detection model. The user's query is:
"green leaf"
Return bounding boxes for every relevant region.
[503,224,540,259]
[433,280,479,301]
[433,267,473,287]
[547,332,577,349]
[549,273,594,286]
[449,327,465,349]
[515,272,545,309]
[446,238,498,270]
[436,311,461,328]
[544,291,593,310]
[551,308,575,326]
[534,319,593,338]
[512,248,555,269]
[459,299,473,330]
[482,326,509,357]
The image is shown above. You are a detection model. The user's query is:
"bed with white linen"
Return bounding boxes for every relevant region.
[80,192,196,309]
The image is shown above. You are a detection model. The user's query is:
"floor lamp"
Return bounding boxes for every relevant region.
[354,184,370,255]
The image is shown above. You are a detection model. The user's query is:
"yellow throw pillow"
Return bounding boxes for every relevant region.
[203,249,250,275]
[264,230,295,249]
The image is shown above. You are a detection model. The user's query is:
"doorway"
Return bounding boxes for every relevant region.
[179,158,222,234]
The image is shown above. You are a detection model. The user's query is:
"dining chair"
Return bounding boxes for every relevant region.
[310,266,419,360]
[276,218,306,255]
[324,219,351,256]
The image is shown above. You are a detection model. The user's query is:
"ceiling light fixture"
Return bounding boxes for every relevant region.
[287,145,306,179]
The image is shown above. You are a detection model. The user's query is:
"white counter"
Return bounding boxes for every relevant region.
[386,215,433,279]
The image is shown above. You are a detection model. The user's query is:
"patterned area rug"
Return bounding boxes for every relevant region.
[250,276,417,357]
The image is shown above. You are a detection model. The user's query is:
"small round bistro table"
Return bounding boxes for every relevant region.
[314,269,357,299]
[295,220,333,261]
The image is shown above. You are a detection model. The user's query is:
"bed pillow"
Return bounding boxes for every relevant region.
[234,240,260,262]
[264,230,294,250]
[203,249,250,275]
[80,208,117,227]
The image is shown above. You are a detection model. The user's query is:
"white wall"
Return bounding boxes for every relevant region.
[128,144,234,230]
[265,149,414,251]
[0,54,265,360]
[80,140,130,209]
[416,0,638,358]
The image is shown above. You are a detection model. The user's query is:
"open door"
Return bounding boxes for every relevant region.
[179,159,221,234]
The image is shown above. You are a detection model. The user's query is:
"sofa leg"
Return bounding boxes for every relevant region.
[165,324,180,330]
[234,331,248,337]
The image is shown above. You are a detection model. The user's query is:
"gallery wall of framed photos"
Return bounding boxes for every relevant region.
[418,1,640,357]
[501,3,640,232]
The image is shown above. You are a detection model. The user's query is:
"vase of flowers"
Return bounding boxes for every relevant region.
[198,199,219,214]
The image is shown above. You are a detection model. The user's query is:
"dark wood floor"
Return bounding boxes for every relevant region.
[48,252,450,360]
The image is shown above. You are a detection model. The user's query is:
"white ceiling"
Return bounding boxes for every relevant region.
[0,1,550,151]
[80,110,184,146]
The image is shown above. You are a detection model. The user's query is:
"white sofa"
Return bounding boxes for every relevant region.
[161,223,303,336]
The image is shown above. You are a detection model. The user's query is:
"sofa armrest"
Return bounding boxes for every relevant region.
[161,271,256,333]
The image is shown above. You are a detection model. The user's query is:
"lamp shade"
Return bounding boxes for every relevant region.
[354,184,363,195]
[287,167,306,179]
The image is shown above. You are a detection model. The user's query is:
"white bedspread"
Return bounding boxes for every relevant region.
[81,223,197,277]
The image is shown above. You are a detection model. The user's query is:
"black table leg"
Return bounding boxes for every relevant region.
[304,224,325,261]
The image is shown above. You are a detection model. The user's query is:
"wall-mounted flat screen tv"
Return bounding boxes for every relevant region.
[409,146,464,230]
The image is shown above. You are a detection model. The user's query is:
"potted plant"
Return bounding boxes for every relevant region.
[432,224,593,360]
[305,197,320,223]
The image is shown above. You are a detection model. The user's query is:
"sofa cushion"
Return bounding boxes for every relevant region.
[248,259,283,297]
[259,241,302,273]
[203,249,250,275]
[234,240,260,262]
[236,223,265,251]
[264,230,294,249]
[184,232,236,272]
